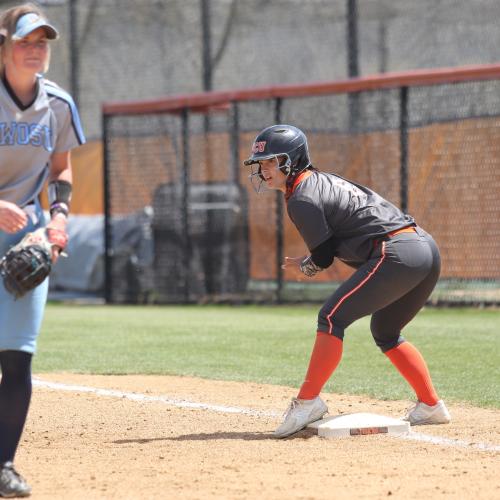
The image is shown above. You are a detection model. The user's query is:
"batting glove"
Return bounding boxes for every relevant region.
[299,255,323,277]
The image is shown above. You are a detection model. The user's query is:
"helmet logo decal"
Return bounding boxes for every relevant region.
[251,141,266,153]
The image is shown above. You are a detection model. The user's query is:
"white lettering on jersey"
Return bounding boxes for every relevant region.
[333,177,364,198]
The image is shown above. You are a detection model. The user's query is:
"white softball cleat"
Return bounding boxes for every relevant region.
[403,399,451,425]
[274,396,328,438]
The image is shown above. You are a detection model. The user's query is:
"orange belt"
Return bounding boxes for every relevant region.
[386,225,417,238]
[373,225,416,248]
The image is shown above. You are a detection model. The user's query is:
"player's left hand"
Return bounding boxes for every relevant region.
[46,214,68,263]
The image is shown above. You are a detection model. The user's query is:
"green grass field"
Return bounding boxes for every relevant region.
[35,304,500,408]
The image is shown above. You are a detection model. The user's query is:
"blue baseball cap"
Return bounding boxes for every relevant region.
[12,12,59,41]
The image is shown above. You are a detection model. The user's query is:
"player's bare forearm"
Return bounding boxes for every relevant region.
[48,151,73,184]
[46,152,72,261]
[47,151,73,220]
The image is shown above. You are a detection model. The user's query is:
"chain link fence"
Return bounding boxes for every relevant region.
[103,68,500,305]
[3,0,499,302]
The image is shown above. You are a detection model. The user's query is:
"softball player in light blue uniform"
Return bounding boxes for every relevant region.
[0,3,85,496]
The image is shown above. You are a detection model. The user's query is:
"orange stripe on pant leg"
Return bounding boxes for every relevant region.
[326,242,387,334]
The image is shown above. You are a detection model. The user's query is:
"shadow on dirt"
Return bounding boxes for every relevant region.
[113,429,317,443]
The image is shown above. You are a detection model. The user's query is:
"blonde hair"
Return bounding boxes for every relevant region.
[0,3,53,74]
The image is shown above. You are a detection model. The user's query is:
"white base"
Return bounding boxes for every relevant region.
[307,412,410,438]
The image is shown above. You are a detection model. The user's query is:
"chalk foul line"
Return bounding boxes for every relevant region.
[398,431,500,451]
[33,378,499,453]
[33,378,280,418]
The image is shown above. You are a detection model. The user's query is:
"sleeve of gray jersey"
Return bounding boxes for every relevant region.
[287,197,334,251]
[53,101,83,153]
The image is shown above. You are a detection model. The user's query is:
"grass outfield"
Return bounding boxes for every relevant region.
[35,304,500,408]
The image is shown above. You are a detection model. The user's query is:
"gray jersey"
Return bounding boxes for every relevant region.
[287,171,414,265]
[0,75,85,206]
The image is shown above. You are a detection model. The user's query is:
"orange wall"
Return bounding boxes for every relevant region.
[40,140,103,215]
[58,118,500,280]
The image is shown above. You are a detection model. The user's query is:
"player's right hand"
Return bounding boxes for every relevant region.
[282,255,306,270]
[282,255,308,281]
[0,200,28,234]
[46,214,68,262]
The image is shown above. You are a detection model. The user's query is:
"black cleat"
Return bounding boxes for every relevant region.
[0,462,31,498]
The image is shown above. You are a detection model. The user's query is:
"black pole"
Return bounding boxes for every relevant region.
[378,20,388,74]
[347,0,359,78]
[200,1,216,296]
[230,102,249,292]
[274,98,284,303]
[201,0,212,92]
[229,102,240,185]
[399,86,409,213]
[69,0,79,107]
[181,109,192,302]
[377,20,389,124]
[347,0,360,132]
[102,113,112,303]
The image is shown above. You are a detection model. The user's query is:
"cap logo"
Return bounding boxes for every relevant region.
[27,14,40,24]
[252,141,266,154]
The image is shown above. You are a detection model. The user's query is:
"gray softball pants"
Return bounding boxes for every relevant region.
[317,227,441,352]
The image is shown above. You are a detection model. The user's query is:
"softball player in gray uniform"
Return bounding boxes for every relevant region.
[0,4,85,496]
[244,124,450,438]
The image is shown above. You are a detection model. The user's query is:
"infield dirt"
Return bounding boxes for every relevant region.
[19,374,500,499]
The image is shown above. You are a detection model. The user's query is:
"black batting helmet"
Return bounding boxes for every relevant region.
[243,124,311,177]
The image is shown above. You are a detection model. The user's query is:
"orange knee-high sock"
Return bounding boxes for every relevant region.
[385,342,439,406]
[297,333,343,400]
